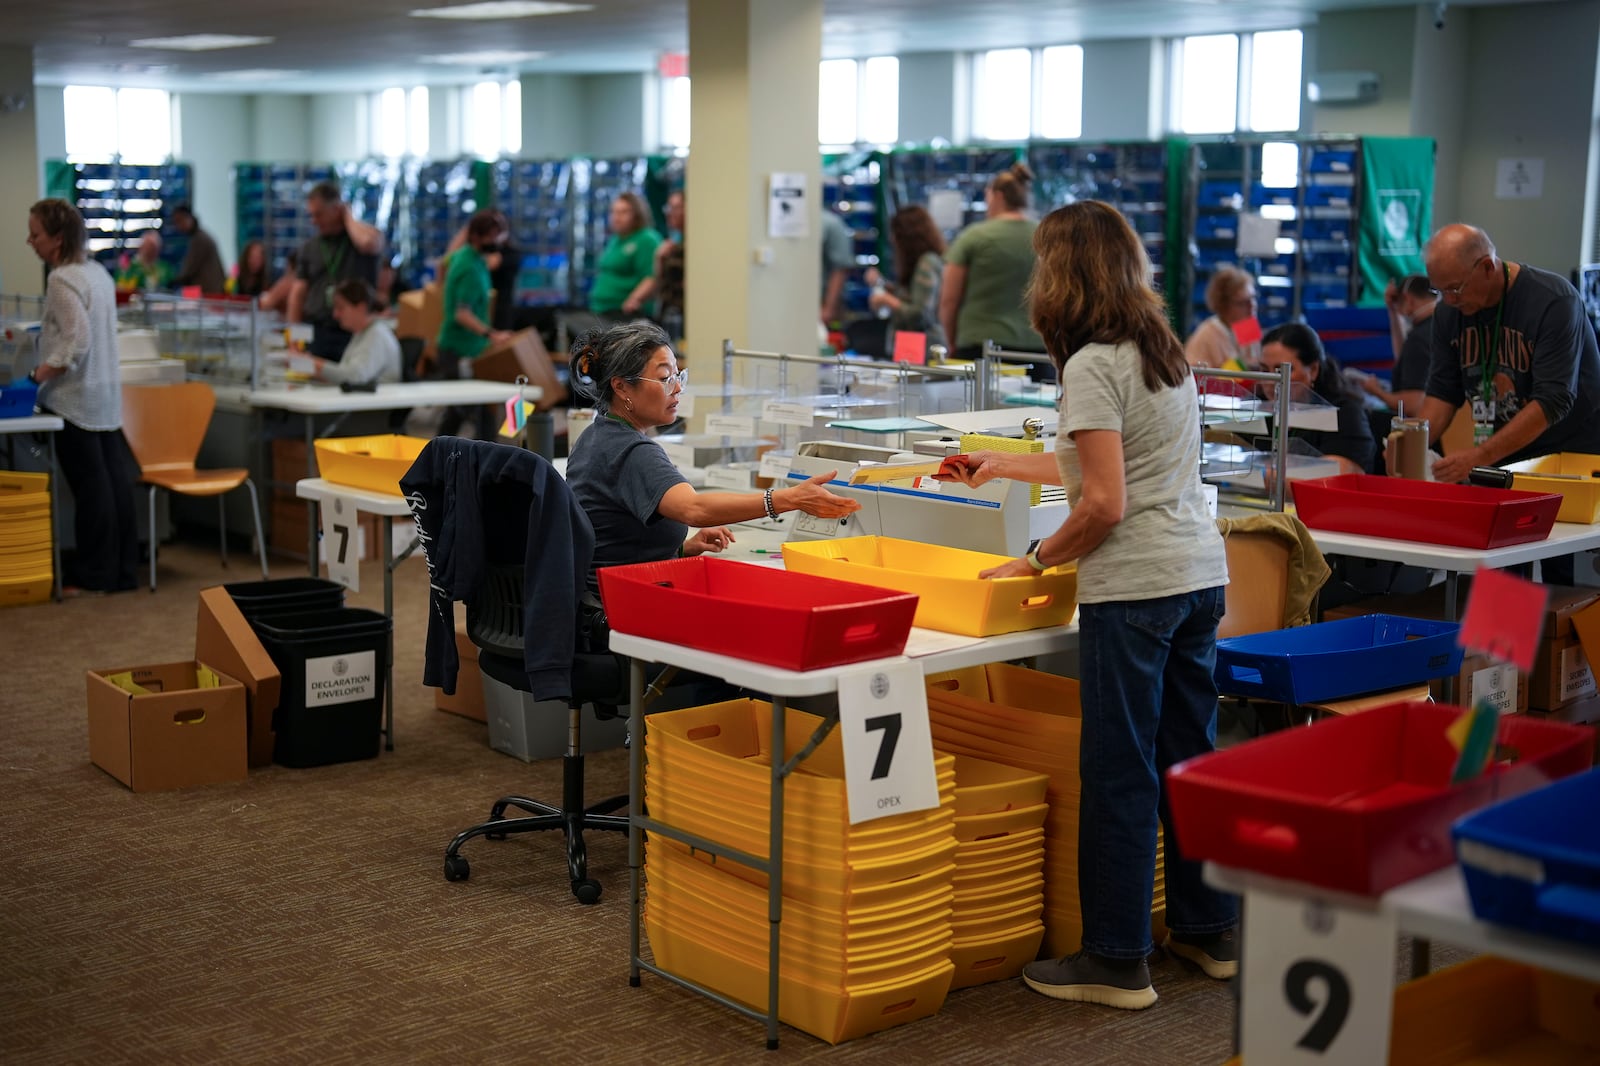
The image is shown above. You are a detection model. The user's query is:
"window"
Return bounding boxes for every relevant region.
[64,86,172,162]
[1170,30,1303,135]
[409,87,431,157]
[465,80,520,159]
[970,45,1084,142]
[372,86,430,157]
[661,75,690,149]
[818,56,899,146]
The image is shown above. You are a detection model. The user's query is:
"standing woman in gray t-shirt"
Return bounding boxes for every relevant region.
[27,199,139,594]
[953,200,1235,1010]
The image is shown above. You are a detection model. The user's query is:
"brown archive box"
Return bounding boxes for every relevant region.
[87,662,247,792]
[395,283,443,359]
[197,586,283,767]
[470,329,567,408]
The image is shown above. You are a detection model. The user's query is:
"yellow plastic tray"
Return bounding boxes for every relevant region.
[0,470,48,496]
[312,434,429,496]
[0,569,51,607]
[951,753,1050,815]
[0,518,50,548]
[1506,452,1600,524]
[948,920,1045,991]
[782,536,1078,636]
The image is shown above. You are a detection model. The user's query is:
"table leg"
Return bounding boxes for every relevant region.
[382,514,395,752]
[628,657,647,989]
[304,415,317,568]
[48,430,62,602]
[1441,571,1460,703]
[766,696,786,1051]
[1410,936,1431,979]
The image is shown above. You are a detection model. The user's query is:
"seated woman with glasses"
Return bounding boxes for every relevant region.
[1185,266,1261,370]
[565,321,860,590]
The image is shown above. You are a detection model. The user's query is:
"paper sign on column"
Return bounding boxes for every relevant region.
[1240,886,1397,1066]
[768,172,809,238]
[705,414,756,437]
[835,659,941,825]
[763,400,816,427]
[319,494,362,593]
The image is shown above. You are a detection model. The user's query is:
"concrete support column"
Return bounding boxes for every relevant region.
[685,0,823,371]
[0,48,42,295]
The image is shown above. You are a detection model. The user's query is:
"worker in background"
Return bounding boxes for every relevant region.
[1358,274,1435,416]
[653,190,687,345]
[1184,266,1261,370]
[288,180,384,359]
[116,230,170,293]
[310,280,401,386]
[436,209,513,438]
[167,203,226,295]
[819,209,854,327]
[940,161,1045,364]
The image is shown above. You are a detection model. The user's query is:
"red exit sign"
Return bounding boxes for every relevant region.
[658,52,688,79]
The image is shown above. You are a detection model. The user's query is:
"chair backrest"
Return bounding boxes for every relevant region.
[122,382,215,474]
[467,562,623,707]
[1217,530,1291,639]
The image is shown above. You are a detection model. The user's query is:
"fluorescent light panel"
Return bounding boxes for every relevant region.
[410,1,591,20]
[203,69,304,81]
[426,50,547,65]
[129,34,274,51]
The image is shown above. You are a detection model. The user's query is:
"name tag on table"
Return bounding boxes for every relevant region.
[763,400,816,428]
[836,659,941,825]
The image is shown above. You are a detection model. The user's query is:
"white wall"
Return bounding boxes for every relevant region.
[35,85,65,196]
[578,74,651,157]
[310,93,368,163]
[1308,7,1417,137]
[251,96,312,161]
[1410,3,1471,227]
[899,52,962,143]
[174,94,252,267]
[1082,39,1163,141]
[1456,0,1600,274]
[521,74,584,158]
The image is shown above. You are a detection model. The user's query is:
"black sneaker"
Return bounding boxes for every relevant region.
[1163,928,1238,980]
[1021,950,1157,1010]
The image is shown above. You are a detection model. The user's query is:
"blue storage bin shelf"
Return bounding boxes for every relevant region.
[1454,767,1600,946]
[1214,614,1464,703]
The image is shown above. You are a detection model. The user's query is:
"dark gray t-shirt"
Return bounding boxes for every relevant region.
[1425,263,1600,462]
[566,415,688,590]
[1393,315,1433,395]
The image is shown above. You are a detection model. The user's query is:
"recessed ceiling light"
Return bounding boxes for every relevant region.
[203,69,304,81]
[410,1,591,19]
[129,34,274,51]
[425,50,548,65]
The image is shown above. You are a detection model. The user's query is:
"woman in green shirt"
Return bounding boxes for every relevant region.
[436,210,512,438]
[939,161,1046,362]
[588,192,662,319]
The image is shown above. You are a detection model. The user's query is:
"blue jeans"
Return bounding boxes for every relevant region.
[1077,585,1238,960]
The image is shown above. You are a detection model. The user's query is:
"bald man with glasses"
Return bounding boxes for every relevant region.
[1414,223,1600,489]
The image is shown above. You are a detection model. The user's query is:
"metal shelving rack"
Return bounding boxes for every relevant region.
[48,159,194,275]
[233,162,337,276]
[492,158,574,307]
[822,150,886,315]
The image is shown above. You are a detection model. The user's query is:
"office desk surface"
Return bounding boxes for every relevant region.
[213,380,531,414]
[0,415,65,434]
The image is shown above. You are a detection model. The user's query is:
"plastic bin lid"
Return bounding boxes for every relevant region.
[251,607,392,638]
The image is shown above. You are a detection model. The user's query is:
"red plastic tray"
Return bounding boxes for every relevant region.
[597,556,918,672]
[1166,701,1594,895]
[1290,474,1563,549]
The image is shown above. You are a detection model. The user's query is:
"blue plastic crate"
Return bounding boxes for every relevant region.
[1194,214,1237,241]
[1454,768,1600,946]
[1301,218,1353,242]
[1214,614,1464,703]
[0,379,38,419]
[1308,149,1357,173]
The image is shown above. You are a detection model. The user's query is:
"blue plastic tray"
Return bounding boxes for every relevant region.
[0,380,37,419]
[1454,768,1600,946]
[1214,614,1464,704]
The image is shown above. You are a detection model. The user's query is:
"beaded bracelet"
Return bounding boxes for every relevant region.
[763,488,778,520]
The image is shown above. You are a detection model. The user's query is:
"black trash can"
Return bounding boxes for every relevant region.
[252,608,391,768]
[224,577,346,622]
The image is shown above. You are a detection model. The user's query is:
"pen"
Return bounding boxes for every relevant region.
[751,548,782,554]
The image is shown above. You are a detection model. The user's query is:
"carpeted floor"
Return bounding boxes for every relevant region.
[0,539,1460,1064]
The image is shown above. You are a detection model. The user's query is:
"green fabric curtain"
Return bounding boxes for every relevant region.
[1356,137,1435,305]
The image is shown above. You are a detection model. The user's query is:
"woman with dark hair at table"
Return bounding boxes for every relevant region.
[1260,321,1376,475]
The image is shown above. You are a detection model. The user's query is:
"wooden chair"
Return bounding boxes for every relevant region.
[122,383,268,592]
[1218,530,1291,640]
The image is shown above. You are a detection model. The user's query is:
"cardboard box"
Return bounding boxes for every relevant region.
[396,283,443,357]
[1526,691,1600,726]
[196,586,283,767]
[470,328,567,408]
[87,661,248,791]
[435,622,486,722]
[1530,634,1598,711]
[1458,652,1528,716]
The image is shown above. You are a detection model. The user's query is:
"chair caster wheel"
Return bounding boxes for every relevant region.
[444,855,470,882]
[572,879,602,904]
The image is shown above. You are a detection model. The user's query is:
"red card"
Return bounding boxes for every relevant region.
[1458,566,1549,672]
[180,285,202,299]
[1231,316,1263,346]
[893,330,927,365]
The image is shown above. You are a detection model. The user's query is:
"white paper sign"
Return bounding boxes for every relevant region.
[1237,213,1283,257]
[927,188,966,232]
[758,452,794,479]
[660,441,697,468]
[762,400,816,427]
[835,659,941,825]
[703,465,751,490]
[319,494,362,592]
[1240,887,1397,1066]
[305,649,377,707]
[768,172,809,238]
[1559,642,1596,702]
[705,414,756,437]
[1495,157,1544,199]
[1471,661,1519,715]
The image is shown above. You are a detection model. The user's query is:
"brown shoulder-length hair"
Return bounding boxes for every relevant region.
[30,198,87,265]
[613,192,654,235]
[1027,200,1187,392]
[889,205,945,284]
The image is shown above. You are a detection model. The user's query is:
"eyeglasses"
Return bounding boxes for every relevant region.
[1429,255,1489,299]
[630,369,689,393]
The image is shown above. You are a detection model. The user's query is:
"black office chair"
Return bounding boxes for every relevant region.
[442,563,632,904]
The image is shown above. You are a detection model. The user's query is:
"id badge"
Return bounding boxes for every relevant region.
[1471,393,1496,446]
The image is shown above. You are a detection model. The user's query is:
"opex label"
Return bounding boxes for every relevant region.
[305,650,377,706]
[836,658,940,824]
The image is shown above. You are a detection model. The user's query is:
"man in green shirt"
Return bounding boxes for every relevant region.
[436,210,511,438]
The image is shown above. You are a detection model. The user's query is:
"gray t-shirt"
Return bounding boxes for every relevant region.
[1424,263,1600,462]
[820,212,854,299]
[1056,342,1227,603]
[566,415,688,590]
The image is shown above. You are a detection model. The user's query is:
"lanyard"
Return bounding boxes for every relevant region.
[1479,262,1509,401]
[321,235,348,281]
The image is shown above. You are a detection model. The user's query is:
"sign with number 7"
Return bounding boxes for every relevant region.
[319,493,362,593]
[835,659,940,825]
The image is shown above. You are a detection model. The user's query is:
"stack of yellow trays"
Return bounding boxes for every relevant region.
[0,471,52,607]
[926,663,1167,959]
[947,754,1048,989]
[644,699,958,1045]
